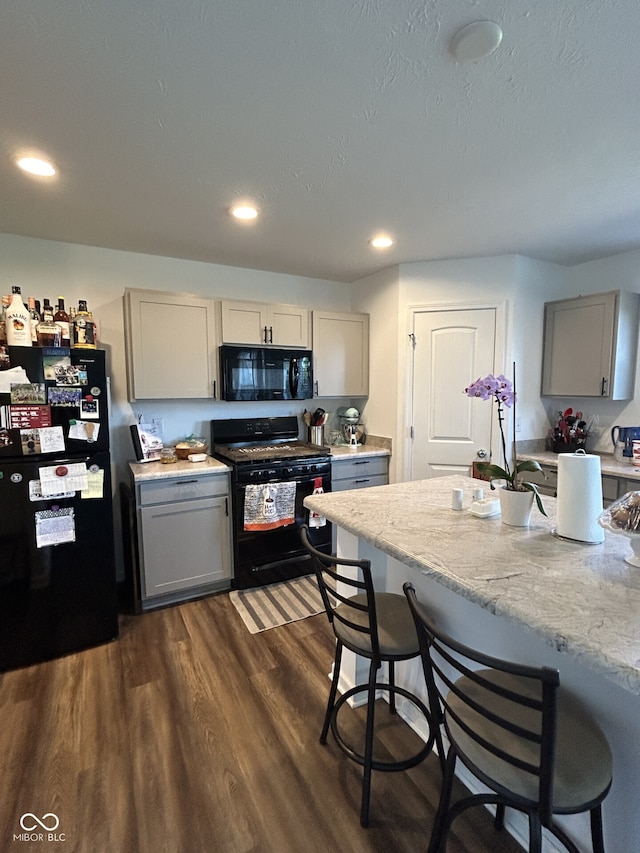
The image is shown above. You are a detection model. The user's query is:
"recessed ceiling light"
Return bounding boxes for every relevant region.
[450,21,503,63]
[230,204,259,221]
[369,235,395,249]
[14,156,58,177]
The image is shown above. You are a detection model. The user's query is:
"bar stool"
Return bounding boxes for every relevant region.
[404,582,613,853]
[299,526,444,827]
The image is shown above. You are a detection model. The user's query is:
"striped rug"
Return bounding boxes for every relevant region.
[229,575,325,634]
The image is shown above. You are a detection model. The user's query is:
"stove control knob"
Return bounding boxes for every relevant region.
[284,467,294,477]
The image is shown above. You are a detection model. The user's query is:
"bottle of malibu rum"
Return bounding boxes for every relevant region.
[5,286,32,346]
[72,300,96,349]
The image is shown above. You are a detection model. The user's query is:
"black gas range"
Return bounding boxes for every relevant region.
[211,417,332,589]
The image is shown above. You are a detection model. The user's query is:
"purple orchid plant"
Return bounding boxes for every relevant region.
[465,371,547,516]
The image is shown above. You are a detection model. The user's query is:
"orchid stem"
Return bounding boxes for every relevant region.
[512,361,518,489]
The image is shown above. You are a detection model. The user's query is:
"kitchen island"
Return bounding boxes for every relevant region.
[304,474,640,852]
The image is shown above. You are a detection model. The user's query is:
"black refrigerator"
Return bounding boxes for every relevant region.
[0,345,118,671]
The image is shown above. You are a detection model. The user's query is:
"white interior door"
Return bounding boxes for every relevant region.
[410,307,497,480]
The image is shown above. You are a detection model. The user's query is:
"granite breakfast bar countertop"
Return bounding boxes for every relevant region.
[304,473,640,696]
[305,474,640,849]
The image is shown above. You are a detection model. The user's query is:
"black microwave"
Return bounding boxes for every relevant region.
[219,345,313,401]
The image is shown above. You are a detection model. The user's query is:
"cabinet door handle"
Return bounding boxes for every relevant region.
[212,379,217,399]
[314,380,319,396]
[353,460,370,465]
[354,478,371,484]
[601,377,608,396]
[225,497,229,516]
[263,326,268,343]
[269,326,273,343]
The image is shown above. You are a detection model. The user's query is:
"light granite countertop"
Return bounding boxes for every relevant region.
[329,445,391,459]
[518,449,640,480]
[129,456,231,482]
[304,473,640,695]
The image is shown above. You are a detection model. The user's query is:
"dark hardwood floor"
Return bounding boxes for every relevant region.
[0,592,523,853]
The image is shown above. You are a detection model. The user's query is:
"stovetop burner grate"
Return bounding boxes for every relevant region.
[211,416,329,466]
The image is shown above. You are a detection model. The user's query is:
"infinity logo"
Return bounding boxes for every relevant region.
[20,813,60,831]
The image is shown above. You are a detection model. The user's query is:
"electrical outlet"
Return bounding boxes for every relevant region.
[151,417,164,436]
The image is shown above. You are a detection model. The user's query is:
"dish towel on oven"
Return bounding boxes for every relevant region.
[244,482,297,530]
[308,476,327,528]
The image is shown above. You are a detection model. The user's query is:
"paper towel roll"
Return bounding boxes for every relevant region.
[556,451,604,543]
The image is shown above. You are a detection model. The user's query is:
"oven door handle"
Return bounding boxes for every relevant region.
[289,357,299,398]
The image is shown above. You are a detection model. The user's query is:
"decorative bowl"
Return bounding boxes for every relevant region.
[175,441,208,459]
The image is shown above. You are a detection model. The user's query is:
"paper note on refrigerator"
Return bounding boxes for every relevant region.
[35,508,76,548]
[68,421,100,442]
[81,468,104,499]
[36,426,66,454]
[39,462,89,497]
[0,367,29,393]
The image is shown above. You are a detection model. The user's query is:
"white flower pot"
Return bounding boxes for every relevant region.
[499,486,534,527]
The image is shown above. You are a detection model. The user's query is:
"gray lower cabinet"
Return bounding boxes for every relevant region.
[136,473,232,609]
[331,455,389,492]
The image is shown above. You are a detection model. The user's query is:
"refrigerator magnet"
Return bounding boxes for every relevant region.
[80,397,99,418]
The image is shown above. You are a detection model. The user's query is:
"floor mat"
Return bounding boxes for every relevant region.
[229,575,325,633]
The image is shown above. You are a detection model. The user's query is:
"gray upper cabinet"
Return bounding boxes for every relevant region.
[312,310,370,397]
[124,288,219,400]
[541,290,639,398]
[220,299,309,347]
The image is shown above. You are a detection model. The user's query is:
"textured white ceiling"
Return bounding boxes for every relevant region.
[1,0,638,282]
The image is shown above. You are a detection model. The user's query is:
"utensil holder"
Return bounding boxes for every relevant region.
[552,439,587,454]
[309,426,325,446]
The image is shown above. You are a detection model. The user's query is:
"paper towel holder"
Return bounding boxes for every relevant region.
[555,449,605,545]
[551,528,602,546]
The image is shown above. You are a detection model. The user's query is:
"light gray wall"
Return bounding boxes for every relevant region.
[353,249,640,475]
[0,232,355,576]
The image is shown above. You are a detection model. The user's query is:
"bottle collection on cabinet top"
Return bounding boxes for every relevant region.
[0,287,97,349]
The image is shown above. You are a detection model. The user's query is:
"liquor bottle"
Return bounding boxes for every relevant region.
[54,296,71,347]
[28,296,40,344]
[72,300,96,349]
[36,298,62,347]
[5,286,32,346]
[41,298,53,322]
[0,295,9,345]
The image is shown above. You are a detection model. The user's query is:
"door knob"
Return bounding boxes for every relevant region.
[477,448,488,459]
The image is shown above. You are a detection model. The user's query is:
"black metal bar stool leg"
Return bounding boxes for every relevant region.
[360,659,379,827]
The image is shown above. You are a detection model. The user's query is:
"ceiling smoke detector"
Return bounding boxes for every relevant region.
[450,21,503,63]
